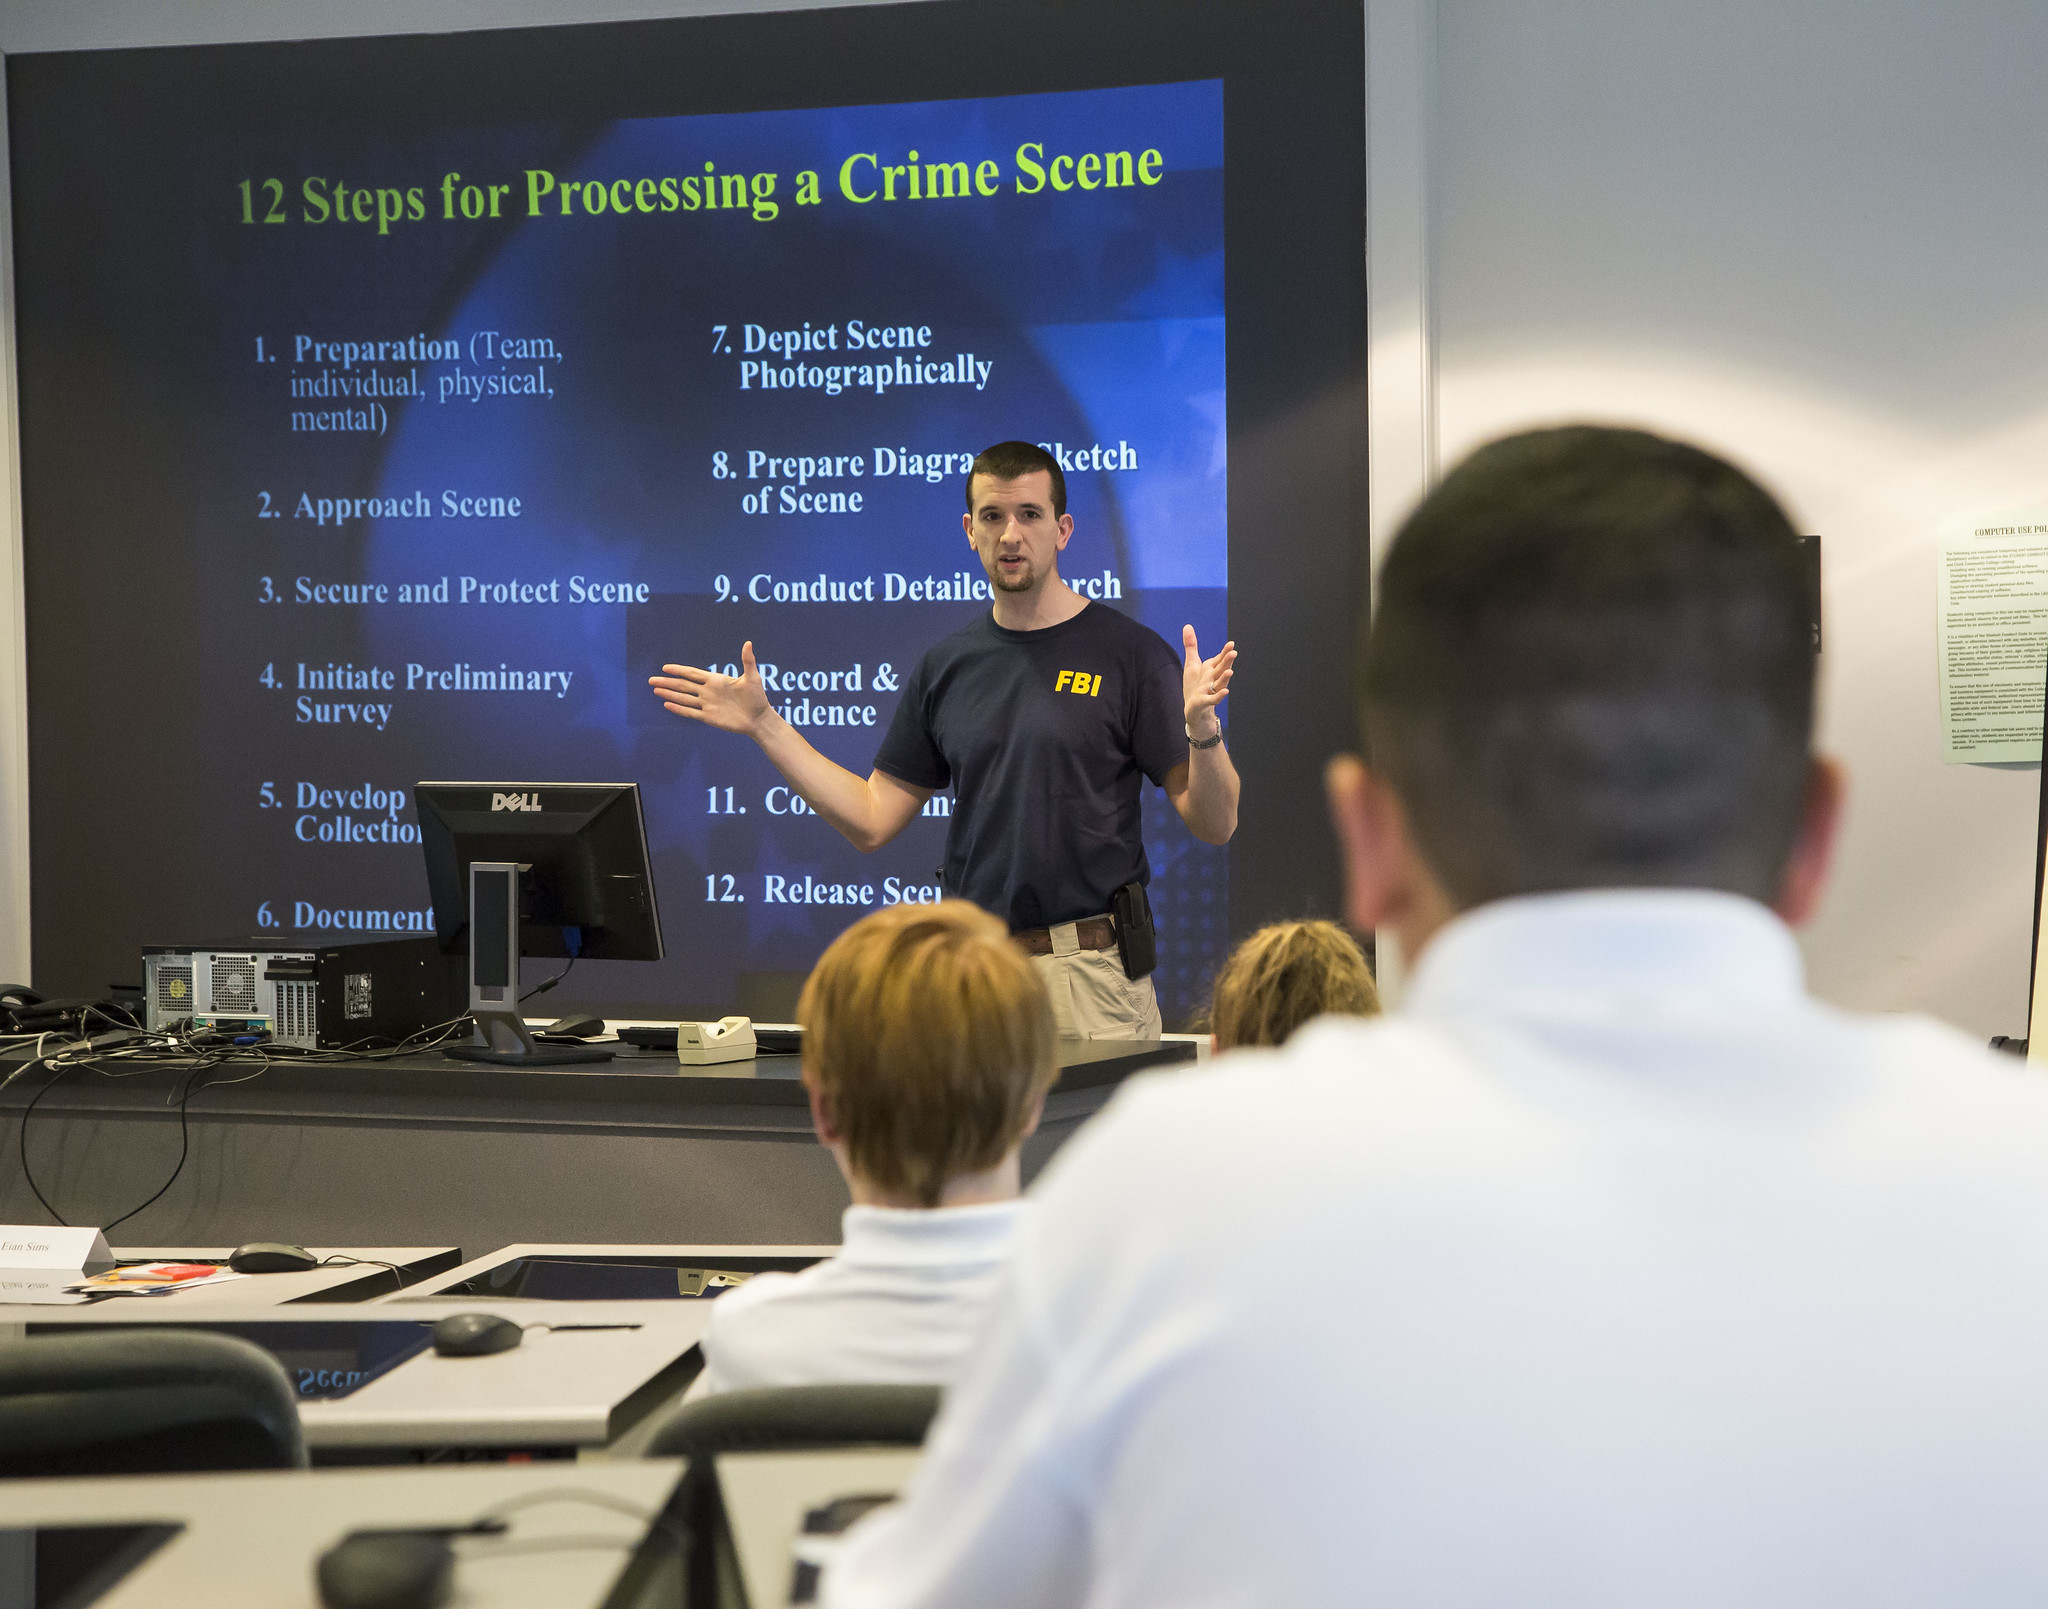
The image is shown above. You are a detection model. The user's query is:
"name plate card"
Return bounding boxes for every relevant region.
[0,1226,113,1272]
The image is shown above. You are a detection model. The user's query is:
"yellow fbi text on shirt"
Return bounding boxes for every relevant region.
[1054,671,1103,697]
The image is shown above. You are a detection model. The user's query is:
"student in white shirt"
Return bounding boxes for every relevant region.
[825,426,2048,1608]
[687,898,1057,1399]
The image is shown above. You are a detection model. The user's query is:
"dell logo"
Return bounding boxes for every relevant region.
[490,792,542,812]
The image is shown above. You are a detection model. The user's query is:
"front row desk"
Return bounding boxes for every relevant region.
[0,1038,1195,1605]
[0,1451,916,1609]
[0,1033,1196,1252]
[0,1461,692,1609]
[1,1245,832,1458]
[0,1248,923,1609]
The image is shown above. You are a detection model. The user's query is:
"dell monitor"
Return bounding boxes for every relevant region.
[415,782,663,1066]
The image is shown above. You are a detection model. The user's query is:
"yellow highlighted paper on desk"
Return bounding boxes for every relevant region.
[70,1262,251,1296]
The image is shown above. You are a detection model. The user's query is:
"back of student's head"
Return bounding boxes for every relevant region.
[1362,425,1815,907]
[799,900,1057,1206]
[1208,920,1380,1051]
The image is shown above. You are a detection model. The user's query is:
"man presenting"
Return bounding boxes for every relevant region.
[648,440,1239,1038]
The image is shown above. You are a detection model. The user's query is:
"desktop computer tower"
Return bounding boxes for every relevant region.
[143,938,465,1050]
[144,943,318,1044]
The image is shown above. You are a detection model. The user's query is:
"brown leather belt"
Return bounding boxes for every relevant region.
[1012,914,1117,956]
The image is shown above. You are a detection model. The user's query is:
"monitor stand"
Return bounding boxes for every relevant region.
[450,859,612,1066]
[446,1008,613,1067]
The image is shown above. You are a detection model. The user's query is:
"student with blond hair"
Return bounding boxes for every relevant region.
[1207,919,1379,1050]
[686,898,1057,1398]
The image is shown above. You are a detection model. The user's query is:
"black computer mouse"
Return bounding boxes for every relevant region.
[228,1240,319,1273]
[315,1531,454,1609]
[431,1312,525,1357]
[542,1012,607,1039]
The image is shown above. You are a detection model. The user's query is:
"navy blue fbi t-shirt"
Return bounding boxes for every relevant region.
[874,604,1188,932]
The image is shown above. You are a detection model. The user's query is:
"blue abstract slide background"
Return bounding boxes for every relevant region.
[190,80,1227,1021]
[11,0,1365,1026]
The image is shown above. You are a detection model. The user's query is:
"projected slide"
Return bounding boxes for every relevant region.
[193,79,1226,1015]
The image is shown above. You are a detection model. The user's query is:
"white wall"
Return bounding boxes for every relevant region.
[1416,0,2048,1036]
[3,0,2040,1036]
[0,55,20,988]
[0,0,867,53]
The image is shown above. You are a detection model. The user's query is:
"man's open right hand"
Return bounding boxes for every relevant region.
[649,641,773,737]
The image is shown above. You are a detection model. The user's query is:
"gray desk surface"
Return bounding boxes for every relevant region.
[115,1245,459,1303]
[720,1448,922,1609]
[390,1242,839,1300]
[0,1246,458,1312]
[12,1298,712,1449]
[0,1458,686,1609]
[0,1033,1189,1108]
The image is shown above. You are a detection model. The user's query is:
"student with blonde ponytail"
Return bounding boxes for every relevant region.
[1207,920,1379,1051]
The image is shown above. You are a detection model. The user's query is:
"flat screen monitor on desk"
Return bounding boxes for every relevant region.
[34,1321,434,1401]
[0,1523,182,1609]
[416,783,664,1067]
[431,1251,827,1302]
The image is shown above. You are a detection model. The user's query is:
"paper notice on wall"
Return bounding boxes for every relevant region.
[1938,510,2048,763]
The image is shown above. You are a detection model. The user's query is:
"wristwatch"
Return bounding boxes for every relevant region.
[1185,722,1224,750]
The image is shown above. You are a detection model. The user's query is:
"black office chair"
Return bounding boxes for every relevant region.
[645,1384,941,1607]
[644,1382,941,1461]
[0,1328,309,1477]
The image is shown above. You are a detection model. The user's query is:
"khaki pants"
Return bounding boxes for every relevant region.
[1031,926,1162,1040]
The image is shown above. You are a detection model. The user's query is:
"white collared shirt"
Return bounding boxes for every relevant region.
[828,891,2048,1608]
[688,1199,1025,1399]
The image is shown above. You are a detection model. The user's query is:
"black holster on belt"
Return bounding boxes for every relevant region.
[1110,881,1157,980]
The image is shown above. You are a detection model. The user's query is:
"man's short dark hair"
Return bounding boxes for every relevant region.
[967,441,1066,518]
[1361,425,1815,907]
